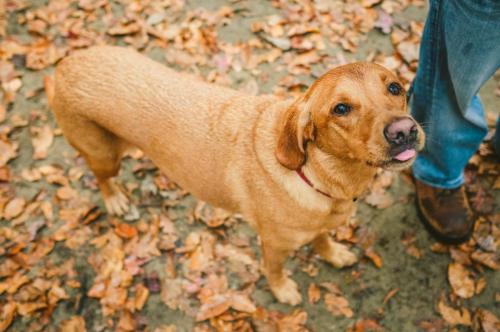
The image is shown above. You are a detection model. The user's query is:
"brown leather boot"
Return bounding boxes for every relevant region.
[414,179,475,244]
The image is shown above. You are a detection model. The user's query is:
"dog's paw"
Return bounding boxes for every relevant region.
[104,190,129,216]
[324,243,358,268]
[270,277,302,306]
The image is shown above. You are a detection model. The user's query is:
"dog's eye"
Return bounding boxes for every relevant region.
[332,103,352,116]
[388,82,402,95]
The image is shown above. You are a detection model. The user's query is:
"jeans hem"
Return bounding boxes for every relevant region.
[412,167,464,189]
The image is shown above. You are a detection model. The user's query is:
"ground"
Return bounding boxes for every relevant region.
[0,1,499,331]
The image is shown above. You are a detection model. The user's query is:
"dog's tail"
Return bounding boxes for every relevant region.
[44,75,55,108]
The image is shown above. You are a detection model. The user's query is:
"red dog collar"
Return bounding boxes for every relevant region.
[296,167,332,198]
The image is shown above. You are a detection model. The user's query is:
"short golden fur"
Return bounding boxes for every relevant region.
[47,46,424,305]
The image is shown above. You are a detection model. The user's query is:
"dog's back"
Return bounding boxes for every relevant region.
[50,46,275,211]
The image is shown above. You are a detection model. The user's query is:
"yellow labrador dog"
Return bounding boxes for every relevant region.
[46,46,424,305]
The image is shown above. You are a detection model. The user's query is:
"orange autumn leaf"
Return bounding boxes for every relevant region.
[365,247,383,268]
[134,284,149,311]
[2,197,25,220]
[448,263,475,299]
[196,294,231,322]
[437,298,471,326]
[31,125,54,160]
[115,223,138,239]
[58,316,86,332]
[308,283,321,304]
[324,293,353,318]
[56,186,77,201]
[0,302,16,332]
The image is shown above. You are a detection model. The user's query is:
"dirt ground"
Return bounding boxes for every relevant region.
[1,1,499,331]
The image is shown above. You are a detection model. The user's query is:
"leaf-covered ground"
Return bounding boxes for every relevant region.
[0,1,499,331]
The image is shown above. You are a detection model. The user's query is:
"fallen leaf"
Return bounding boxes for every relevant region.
[324,293,353,318]
[471,251,499,270]
[3,197,26,220]
[308,283,321,304]
[277,309,308,332]
[348,318,383,332]
[115,223,138,239]
[0,104,5,123]
[56,186,77,201]
[416,318,446,332]
[196,294,231,322]
[365,247,383,268]
[448,263,475,299]
[153,326,177,332]
[473,309,500,332]
[364,190,393,209]
[134,283,149,311]
[0,302,16,332]
[31,125,54,160]
[437,298,471,326]
[117,311,136,331]
[0,139,18,167]
[383,288,399,305]
[58,316,86,332]
[475,277,487,295]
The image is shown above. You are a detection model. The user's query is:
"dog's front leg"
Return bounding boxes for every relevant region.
[312,233,357,268]
[261,239,302,305]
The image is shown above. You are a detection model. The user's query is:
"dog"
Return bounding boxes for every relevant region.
[46,46,425,305]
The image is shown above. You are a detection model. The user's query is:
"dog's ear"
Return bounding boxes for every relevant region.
[275,98,315,170]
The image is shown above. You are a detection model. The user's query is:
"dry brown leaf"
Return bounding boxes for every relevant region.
[108,21,141,36]
[26,43,66,70]
[0,104,5,123]
[437,298,471,326]
[308,283,321,304]
[348,318,383,332]
[229,292,256,313]
[324,293,353,318]
[383,288,399,305]
[277,309,308,332]
[115,223,138,239]
[3,197,26,220]
[58,315,86,332]
[471,251,499,270]
[117,311,136,331]
[196,294,231,322]
[48,283,69,305]
[16,301,47,316]
[154,326,177,332]
[56,186,77,201]
[134,283,149,311]
[448,263,475,299]
[31,125,54,160]
[365,247,383,268]
[364,190,393,209]
[475,277,487,295]
[0,139,18,167]
[473,309,500,332]
[0,302,16,332]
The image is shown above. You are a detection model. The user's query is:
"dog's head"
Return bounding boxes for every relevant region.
[276,62,425,171]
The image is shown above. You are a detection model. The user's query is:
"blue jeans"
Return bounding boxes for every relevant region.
[411,0,500,189]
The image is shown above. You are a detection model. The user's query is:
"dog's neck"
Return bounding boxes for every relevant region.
[302,144,377,201]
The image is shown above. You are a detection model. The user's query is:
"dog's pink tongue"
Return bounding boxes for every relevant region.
[394,149,416,161]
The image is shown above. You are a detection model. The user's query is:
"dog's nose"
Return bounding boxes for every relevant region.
[384,118,418,146]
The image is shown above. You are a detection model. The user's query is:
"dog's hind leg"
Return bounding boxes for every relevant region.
[56,113,130,215]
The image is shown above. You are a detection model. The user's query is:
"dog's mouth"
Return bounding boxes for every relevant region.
[390,145,417,163]
[367,145,419,169]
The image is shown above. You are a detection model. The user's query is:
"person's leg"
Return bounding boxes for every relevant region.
[411,0,500,243]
